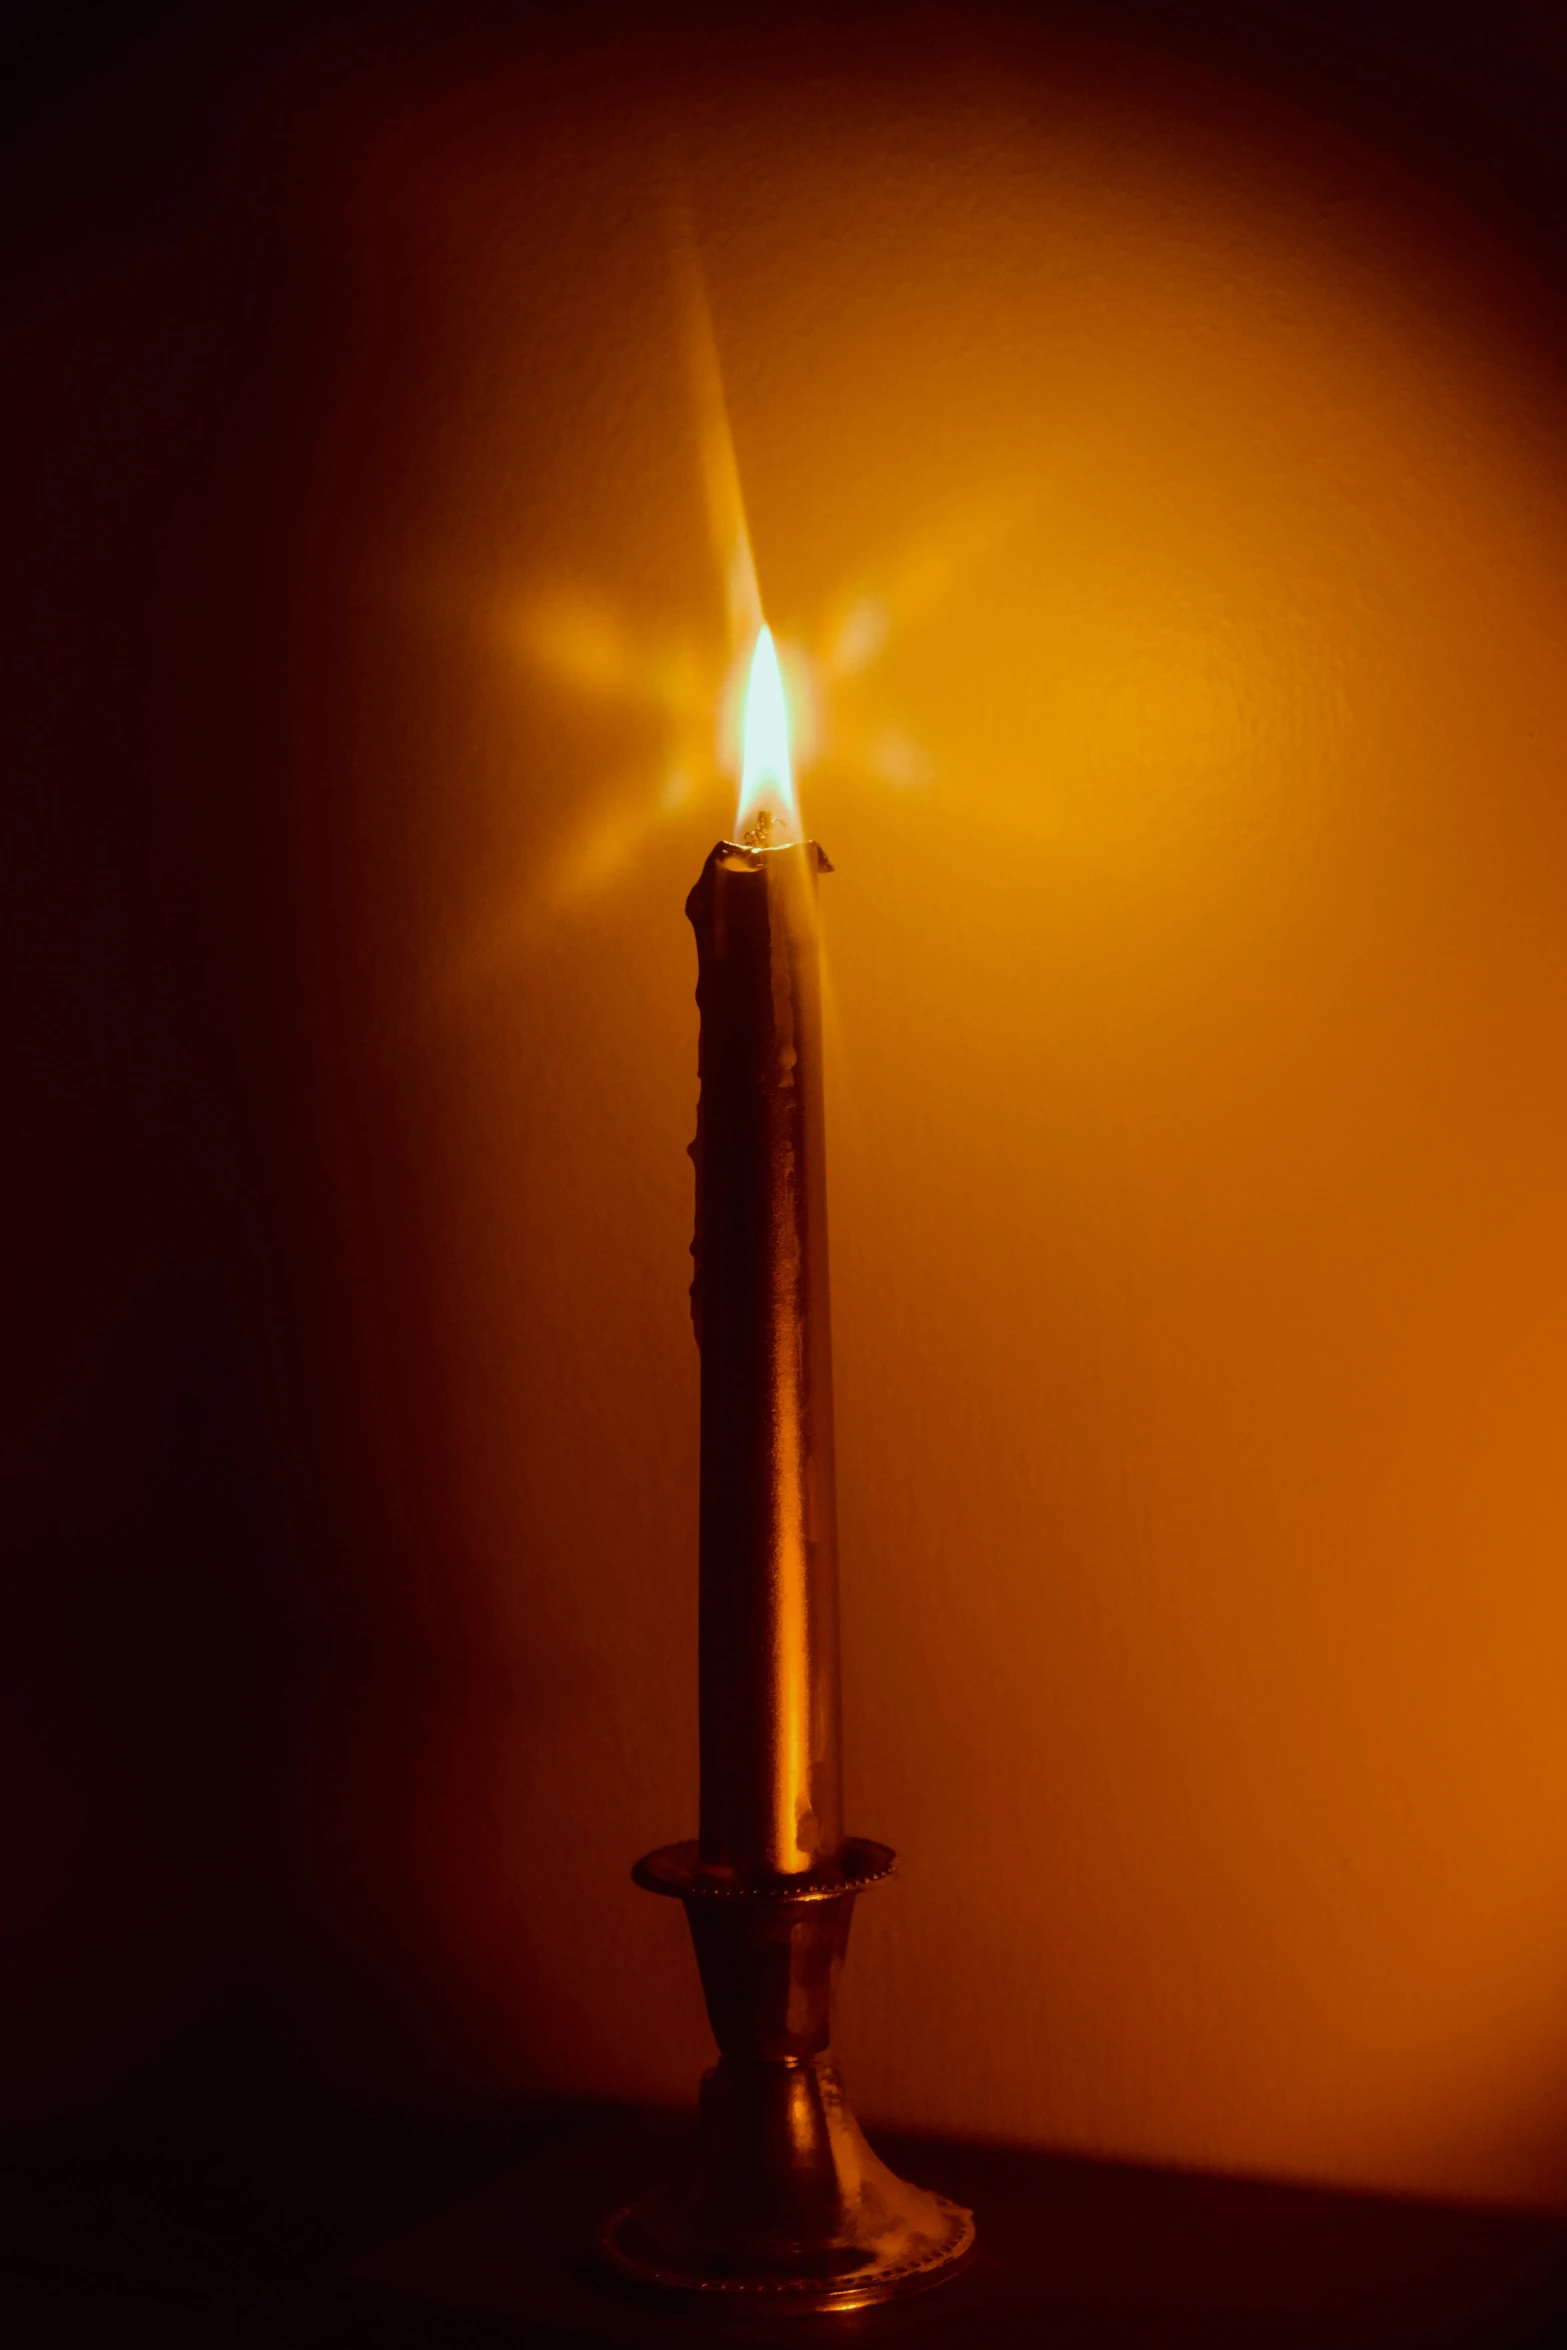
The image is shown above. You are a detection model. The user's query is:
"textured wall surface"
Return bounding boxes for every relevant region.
[11,7,1567,2210]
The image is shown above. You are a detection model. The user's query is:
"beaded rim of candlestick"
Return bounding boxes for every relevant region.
[597,2194,976,2312]
[631,1834,896,1903]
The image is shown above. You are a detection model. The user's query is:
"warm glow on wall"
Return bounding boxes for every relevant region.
[271,28,1567,2215]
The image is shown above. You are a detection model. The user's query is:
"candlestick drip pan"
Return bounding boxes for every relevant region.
[598,1839,974,2313]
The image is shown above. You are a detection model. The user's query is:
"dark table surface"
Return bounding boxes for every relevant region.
[3,2088,1566,2347]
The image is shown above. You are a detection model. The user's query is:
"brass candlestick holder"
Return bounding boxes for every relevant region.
[599,1838,973,2311]
[601,650,973,2311]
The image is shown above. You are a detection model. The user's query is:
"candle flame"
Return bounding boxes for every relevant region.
[736,625,802,846]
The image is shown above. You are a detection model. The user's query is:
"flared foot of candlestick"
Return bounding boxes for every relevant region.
[600,2051,974,2312]
[598,1838,975,2314]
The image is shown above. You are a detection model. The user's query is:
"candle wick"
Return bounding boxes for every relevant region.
[741,808,777,850]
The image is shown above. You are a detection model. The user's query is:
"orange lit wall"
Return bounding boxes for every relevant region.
[12,7,1567,2212]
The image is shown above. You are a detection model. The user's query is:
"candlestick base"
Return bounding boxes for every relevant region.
[598,1839,975,2313]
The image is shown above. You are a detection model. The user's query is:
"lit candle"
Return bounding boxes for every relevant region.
[605,625,975,2307]
[687,625,843,1877]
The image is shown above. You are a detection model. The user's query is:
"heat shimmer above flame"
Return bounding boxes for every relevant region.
[736,625,802,846]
